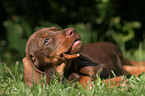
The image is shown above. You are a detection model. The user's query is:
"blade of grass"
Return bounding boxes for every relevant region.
[0,63,4,80]
[14,61,19,81]
[2,62,16,82]
[139,42,143,66]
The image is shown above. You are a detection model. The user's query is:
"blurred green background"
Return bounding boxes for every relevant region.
[0,0,145,64]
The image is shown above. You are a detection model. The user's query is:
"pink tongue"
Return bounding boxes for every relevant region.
[62,40,82,59]
[70,41,82,54]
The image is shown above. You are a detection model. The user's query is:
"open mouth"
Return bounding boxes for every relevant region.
[61,40,82,59]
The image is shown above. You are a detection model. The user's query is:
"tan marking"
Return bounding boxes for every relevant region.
[123,65,145,76]
[103,76,127,87]
[130,61,145,66]
[79,76,92,89]
[63,53,80,59]
[50,27,58,30]
[55,62,66,75]
[42,33,49,37]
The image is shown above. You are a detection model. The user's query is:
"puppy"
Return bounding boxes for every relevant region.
[23,27,145,87]
[23,27,82,86]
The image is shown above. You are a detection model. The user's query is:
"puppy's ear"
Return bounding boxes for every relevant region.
[23,56,50,87]
[23,56,35,86]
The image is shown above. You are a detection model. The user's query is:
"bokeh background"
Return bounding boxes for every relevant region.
[0,0,145,64]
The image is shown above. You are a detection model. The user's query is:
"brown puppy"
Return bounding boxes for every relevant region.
[23,27,82,86]
[23,27,145,88]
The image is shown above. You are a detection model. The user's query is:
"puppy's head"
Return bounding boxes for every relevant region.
[24,27,82,73]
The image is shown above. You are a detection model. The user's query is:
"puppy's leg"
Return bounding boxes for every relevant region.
[123,65,145,76]
[78,66,98,89]
[79,76,92,89]
[129,61,145,66]
[79,76,127,88]
[103,76,127,87]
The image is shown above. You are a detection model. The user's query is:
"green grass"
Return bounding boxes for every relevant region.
[0,61,145,96]
[0,44,145,96]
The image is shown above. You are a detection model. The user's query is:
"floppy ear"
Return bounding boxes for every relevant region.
[23,55,50,87]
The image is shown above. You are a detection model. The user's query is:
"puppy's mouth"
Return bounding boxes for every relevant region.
[61,40,82,59]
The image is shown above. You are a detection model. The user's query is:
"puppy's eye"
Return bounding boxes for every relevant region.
[44,38,51,44]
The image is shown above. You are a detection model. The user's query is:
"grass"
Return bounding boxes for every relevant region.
[0,44,145,96]
[0,61,145,96]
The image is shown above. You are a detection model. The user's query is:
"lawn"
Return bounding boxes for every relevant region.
[0,60,145,96]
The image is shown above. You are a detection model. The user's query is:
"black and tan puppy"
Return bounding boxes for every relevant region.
[23,27,83,86]
[23,27,145,87]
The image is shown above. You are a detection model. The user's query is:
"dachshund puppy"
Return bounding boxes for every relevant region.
[23,27,82,86]
[23,27,145,88]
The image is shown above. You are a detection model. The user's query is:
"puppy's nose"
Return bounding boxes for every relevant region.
[66,28,75,36]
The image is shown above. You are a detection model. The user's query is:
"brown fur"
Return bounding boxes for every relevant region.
[23,27,82,86]
[23,27,145,88]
